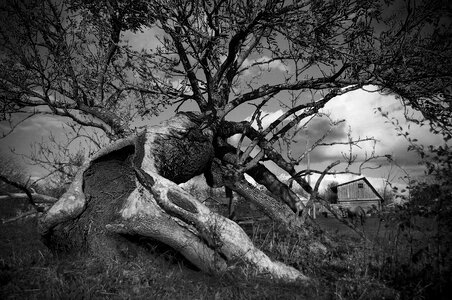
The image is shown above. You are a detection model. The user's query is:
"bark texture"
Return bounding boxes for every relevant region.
[39,113,308,282]
[215,139,306,213]
[225,177,303,232]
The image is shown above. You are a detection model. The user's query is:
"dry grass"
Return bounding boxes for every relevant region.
[1,210,451,299]
[0,219,321,299]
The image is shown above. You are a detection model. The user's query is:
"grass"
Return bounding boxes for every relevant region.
[0,218,321,299]
[1,211,451,299]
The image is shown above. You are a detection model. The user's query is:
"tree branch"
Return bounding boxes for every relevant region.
[223,79,356,117]
[0,175,43,211]
[2,210,38,224]
[163,24,207,110]
[300,160,339,222]
[0,193,57,204]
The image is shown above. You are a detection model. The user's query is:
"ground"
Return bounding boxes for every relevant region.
[1,197,450,299]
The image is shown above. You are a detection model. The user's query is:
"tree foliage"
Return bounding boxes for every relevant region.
[1,0,450,133]
[0,0,162,138]
[322,181,338,204]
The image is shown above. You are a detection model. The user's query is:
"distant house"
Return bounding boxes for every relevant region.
[331,177,383,211]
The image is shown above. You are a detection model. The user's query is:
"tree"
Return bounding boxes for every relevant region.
[323,181,338,204]
[0,153,28,194]
[0,152,57,222]
[377,186,394,206]
[1,0,450,281]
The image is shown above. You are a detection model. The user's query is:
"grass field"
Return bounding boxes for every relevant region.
[316,215,436,241]
[1,211,450,299]
[0,218,325,299]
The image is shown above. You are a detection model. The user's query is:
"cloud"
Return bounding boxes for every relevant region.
[236,87,446,187]
[299,115,348,142]
[0,123,10,132]
[227,108,305,162]
[16,116,62,132]
[0,113,63,135]
[320,90,385,139]
[228,109,286,146]
[0,114,68,160]
[123,27,163,51]
[302,88,444,169]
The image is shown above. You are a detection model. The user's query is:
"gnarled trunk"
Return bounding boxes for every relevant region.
[39,113,308,282]
[224,178,303,232]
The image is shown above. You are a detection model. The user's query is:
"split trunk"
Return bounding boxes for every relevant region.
[39,113,308,282]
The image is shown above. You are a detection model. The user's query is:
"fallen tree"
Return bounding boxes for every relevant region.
[39,113,307,281]
[1,0,450,284]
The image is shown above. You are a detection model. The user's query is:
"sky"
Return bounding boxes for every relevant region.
[1,84,443,195]
[0,13,447,196]
[225,88,443,193]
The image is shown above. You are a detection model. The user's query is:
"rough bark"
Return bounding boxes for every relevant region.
[39,113,308,282]
[216,125,306,213]
[224,177,303,232]
[207,153,304,231]
[246,163,305,212]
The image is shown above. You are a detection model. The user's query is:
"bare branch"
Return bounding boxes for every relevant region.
[0,193,57,204]
[0,113,36,139]
[158,7,208,110]
[301,160,340,222]
[2,210,38,224]
[0,174,42,211]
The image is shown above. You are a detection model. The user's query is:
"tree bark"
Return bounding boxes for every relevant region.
[207,150,304,230]
[224,177,303,232]
[39,113,308,282]
[216,125,306,213]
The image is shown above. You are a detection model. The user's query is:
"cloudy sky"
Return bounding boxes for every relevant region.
[224,87,443,192]
[0,25,446,194]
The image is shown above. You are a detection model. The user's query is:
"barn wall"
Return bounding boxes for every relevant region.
[336,179,382,211]
[338,200,381,211]
[337,180,377,200]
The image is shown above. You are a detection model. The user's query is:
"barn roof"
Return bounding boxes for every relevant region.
[333,177,383,201]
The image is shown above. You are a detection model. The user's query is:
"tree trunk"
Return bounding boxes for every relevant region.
[224,178,304,232]
[39,113,308,282]
[215,140,306,214]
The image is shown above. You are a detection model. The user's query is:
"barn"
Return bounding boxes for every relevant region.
[332,177,383,211]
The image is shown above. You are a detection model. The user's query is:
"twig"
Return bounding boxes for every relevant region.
[0,193,57,203]
[2,210,38,224]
